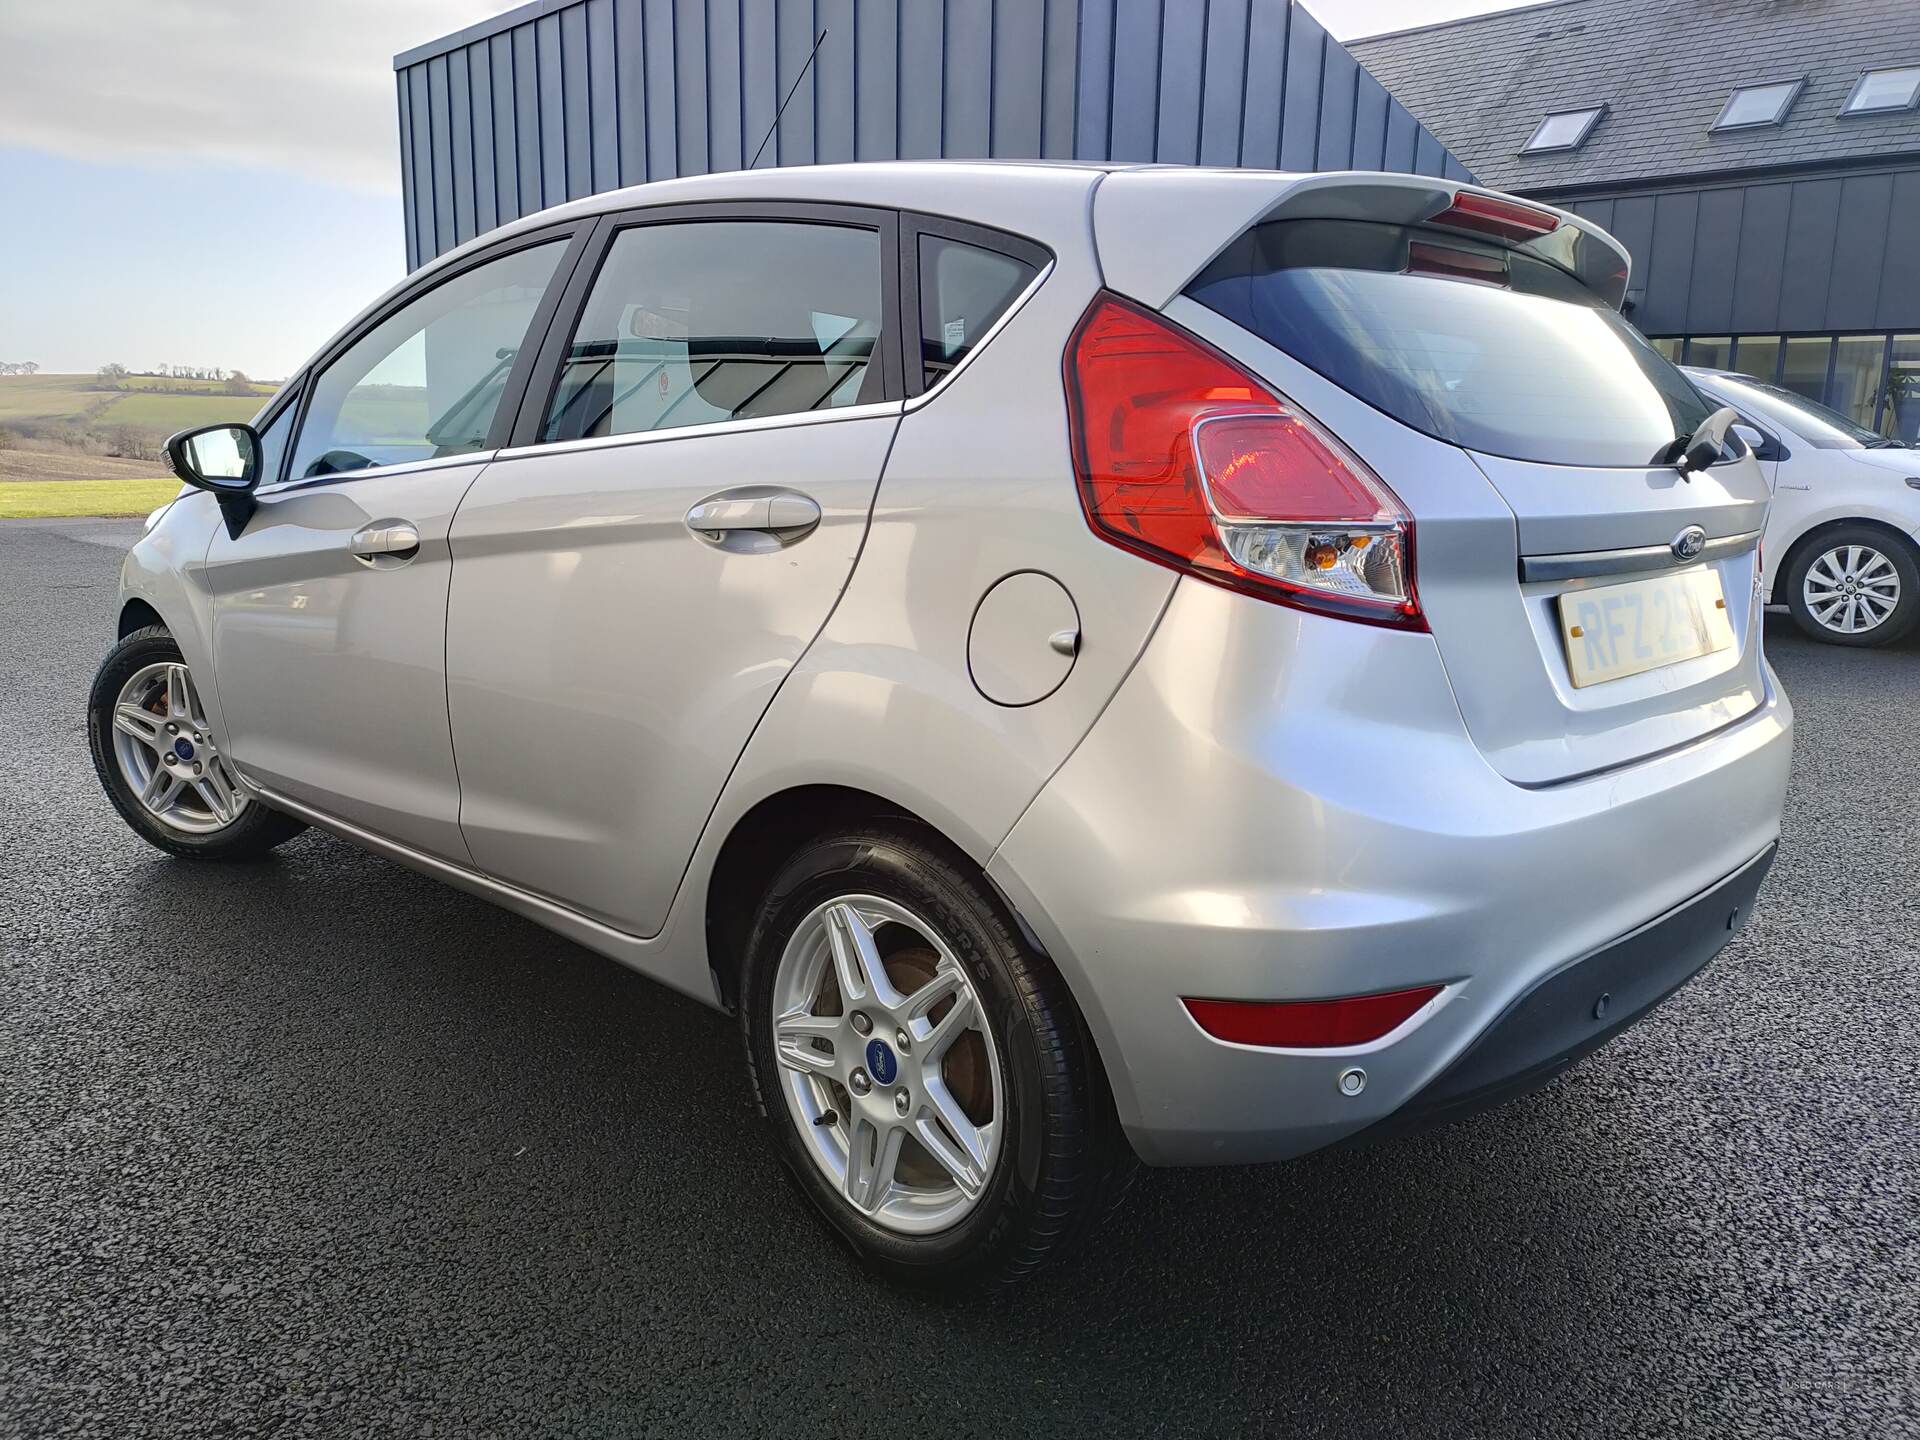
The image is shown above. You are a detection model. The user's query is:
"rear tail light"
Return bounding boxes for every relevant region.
[1432,189,1562,242]
[1183,986,1444,1048]
[1406,240,1509,288]
[1063,292,1422,629]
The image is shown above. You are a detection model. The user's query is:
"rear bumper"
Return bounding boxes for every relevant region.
[987,580,1793,1166]
[1351,841,1776,1143]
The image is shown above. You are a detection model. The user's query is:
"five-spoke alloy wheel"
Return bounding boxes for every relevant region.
[1785,526,1920,647]
[89,625,308,859]
[771,894,1004,1234]
[742,821,1128,1291]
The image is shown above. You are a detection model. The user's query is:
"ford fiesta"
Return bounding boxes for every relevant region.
[91,163,1791,1290]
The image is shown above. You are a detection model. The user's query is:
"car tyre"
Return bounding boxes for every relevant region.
[740,820,1131,1292]
[1784,526,1920,647]
[88,626,308,859]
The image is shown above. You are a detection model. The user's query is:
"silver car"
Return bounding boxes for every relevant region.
[91,163,1792,1290]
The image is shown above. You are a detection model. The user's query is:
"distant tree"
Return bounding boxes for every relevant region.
[223,369,254,395]
[0,363,14,376]
[96,363,129,387]
[20,361,37,375]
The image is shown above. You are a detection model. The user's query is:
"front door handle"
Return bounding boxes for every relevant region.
[685,488,822,547]
[348,519,421,567]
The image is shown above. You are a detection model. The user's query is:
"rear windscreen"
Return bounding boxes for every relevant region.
[1187,219,1712,468]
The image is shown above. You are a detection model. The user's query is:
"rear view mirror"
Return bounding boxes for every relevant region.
[167,422,261,494]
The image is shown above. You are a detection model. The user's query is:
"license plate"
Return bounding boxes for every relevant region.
[1557,569,1735,688]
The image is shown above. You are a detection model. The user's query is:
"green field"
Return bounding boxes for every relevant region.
[0,479,182,519]
[0,373,276,433]
[96,391,267,429]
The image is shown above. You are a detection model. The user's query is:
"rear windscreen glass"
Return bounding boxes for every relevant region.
[1187,219,1712,468]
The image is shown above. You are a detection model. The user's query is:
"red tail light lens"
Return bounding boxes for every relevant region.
[1432,189,1562,242]
[1063,292,1421,629]
[1183,986,1444,1049]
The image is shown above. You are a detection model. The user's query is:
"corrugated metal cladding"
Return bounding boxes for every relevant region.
[394,0,1472,269]
[1561,163,1920,337]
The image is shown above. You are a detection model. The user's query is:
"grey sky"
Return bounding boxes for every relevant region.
[0,0,1549,378]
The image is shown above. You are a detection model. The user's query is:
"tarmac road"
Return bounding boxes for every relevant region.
[3,517,1916,1438]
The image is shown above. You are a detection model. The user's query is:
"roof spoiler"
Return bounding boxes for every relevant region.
[1093,170,1632,312]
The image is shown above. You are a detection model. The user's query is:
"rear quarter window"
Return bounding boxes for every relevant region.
[1188,219,1711,468]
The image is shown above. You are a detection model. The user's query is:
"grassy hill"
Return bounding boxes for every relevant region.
[0,373,277,441]
[0,373,280,511]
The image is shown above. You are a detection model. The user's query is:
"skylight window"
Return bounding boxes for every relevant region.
[1521,107,1605,153]
[1712,79,1804,130]
[1842,67,1920,115]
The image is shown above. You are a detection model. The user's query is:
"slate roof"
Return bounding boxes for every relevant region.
[1346,0,1920,194]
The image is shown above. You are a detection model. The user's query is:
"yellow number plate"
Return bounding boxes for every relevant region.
[1558,569,1735,688]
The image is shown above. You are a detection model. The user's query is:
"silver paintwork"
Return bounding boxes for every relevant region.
[114,162,1794,1170]
[771,894,1002,1233]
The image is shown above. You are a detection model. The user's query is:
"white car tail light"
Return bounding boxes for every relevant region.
[1063,292,1422,629]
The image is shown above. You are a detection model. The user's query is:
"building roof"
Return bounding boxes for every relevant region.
[1347,0,1920,194]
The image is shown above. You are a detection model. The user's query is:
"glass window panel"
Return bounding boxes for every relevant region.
[1885,335,1920,445]
[290,241,565,480]
[1734,336,1781,384]
[1523,108,1602,152]
[1829,337,1887,432]
[1844,68,1920,115]
[1714,81,1802,129]
[1780,337,1833,403]
[254,397,297,487]
[1686,336,1733,371]
[917,236,1037,389]
[1649,338,1683,363]
[544,220,882,443]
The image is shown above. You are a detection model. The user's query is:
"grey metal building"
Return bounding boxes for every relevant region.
[393,0,1470,270]
[1352,0,1920,444]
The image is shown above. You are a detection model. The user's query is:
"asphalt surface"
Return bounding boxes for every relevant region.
[3,517,1916,1438]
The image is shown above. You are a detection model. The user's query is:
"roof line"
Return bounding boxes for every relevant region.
[394,0,574,70]
[1516,146,1920,199]
[1345,0,1588,49]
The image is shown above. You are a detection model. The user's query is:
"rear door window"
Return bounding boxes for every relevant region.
[1187,219,1711,468]
[542,220,884,443]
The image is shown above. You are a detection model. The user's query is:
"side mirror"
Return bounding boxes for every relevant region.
[1731,422,1767,453]
[166,422,260,494]
[166,422,262,537]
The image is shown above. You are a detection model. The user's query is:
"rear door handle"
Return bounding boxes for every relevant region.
[685,488,822,545]
[348,519,421,567]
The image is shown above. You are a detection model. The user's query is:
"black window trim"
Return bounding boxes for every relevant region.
[504,200,907,453]
[1840,64,1920,116]
[1520,105,1606,155]
[1710,76,1807,132]
[269,220,596,496]
[898,213,1055,403]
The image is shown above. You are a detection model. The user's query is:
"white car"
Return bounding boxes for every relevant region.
[1687,367,1920,646]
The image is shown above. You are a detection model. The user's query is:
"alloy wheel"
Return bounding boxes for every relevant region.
[770,894,1004,1235]
[1802,543,1901,635]
[109,661,248,834]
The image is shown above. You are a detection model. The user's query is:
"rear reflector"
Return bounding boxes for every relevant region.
[1433,189,1561,243]
[1183,986,1444,1048]
[1063,292,1422,629]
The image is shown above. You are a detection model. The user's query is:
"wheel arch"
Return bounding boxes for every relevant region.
[1771,516,1919,604]
[117,597,167,638]
[703,784,1087,1041]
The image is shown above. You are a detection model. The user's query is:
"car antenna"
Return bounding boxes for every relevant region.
[748,27,829,171]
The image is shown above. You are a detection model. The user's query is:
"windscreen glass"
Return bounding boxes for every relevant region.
[1187,219,1712,467]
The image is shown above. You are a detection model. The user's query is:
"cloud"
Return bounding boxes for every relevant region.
[0,0,523,193]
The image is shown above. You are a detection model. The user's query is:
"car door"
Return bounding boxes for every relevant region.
[201,228,586,859]
[444,204,904,934]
